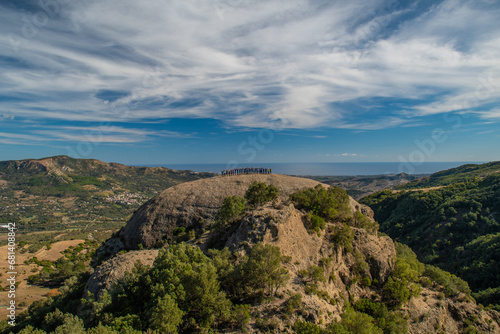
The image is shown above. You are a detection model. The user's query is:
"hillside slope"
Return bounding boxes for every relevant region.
[0,155,215,232]
[361,161,500,309]
[9,174,499,333]
[82,174,498,333]
[393,161,500,189]
[307,173,426,199]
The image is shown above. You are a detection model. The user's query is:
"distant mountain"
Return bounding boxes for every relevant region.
[360,161,500,309]
[393,161,500,189]
[307,173,426,200]
[0,155,216,232]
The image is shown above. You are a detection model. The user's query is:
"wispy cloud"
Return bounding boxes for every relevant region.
[0,0,499,142]
[476,109,500,119]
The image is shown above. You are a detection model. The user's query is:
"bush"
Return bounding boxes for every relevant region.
[361,276,372,287]
[285,293,302,315]
[173,227,185,236]
[294,320,324,334]
[218,196,246,223]
[354,211,379,234]
[473,287,500,309]
[307,213,326,233]
[290,184,350,221]
[423,264,471,296]
[383,277,416,307]
[109,243,232,331]
[331,224,355,253]
[394,243,424,280]
[245,182,278,206]
[238,242,290,296]
[353,251,369,276]
[149,295,184,333]
[298,266,326,285]
[233,304,251,332]
[340,308,383,334]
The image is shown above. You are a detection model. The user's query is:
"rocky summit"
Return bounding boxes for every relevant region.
[97,174,372,253]
[89,174,500,333]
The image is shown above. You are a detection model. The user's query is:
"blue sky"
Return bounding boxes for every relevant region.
[0,0,499,166]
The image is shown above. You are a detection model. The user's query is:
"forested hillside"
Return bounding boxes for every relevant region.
[308,173,425,199]
[0,156,215,233]
[361,162,500,309]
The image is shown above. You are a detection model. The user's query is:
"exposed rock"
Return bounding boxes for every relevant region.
[89,174,500,333]
[120,174,328,249]
[84,249,158,298]
[100,174,374,254]
[406,288,500,333]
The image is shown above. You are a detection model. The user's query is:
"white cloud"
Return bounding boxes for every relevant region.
[0,0,499,136]
[477,109,500,119]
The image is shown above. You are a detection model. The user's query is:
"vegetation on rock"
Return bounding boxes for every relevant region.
[244,181,279,206]
[4,174,498,333]
[361,162,500,309]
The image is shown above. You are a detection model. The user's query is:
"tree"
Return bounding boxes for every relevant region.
[245,182,278,206]
[290,184,351,222]
[149,295,184,333]
[239,242,289,296]
[383,277,413,307]
[108,243,232,331]
[331,224,355,253]
[218,196,246,223]
[340,308,383,334]
[148,244,232,329]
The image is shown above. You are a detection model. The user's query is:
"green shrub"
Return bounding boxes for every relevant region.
[339,308,383,334]
[294,320,324,334]
[383,277,418,307]
[298,265,326,285]
[308,213,326,233]
[354,211,379,234]
[245,182,278,206]
[290,184,350,221]
[473,287,500,309]
[331,224,354,253]
[285,293,302,315]
[110,243,232,331]
[218,196,246,223]
[173,227,185,236]
[423,264,471,296]
[353,251,369,276]
[227,242,289,297]
[361,276,372,287]
[233,304,251,332]
[149,295,184,333]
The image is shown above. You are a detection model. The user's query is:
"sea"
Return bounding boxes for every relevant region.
[151,162,485,176]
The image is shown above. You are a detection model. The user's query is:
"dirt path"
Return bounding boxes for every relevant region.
[392,186,445,193]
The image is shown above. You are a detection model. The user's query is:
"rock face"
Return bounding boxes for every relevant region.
[85,249,159,298]
[90,174,500,333]
[98,174,372,256]
[406,288,500,334]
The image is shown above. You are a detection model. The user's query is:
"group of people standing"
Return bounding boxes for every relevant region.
[221,167,272,176]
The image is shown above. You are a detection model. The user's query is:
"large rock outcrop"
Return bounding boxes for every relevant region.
[89,174,500,333]
[97,174,374,257]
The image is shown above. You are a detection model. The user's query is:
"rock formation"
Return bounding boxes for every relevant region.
[89,174,500,333]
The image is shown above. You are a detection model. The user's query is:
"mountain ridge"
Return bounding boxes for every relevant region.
[0,155,216,232]
[361,160,500,310]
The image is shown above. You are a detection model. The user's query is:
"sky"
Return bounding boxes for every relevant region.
[0,0,499,167]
